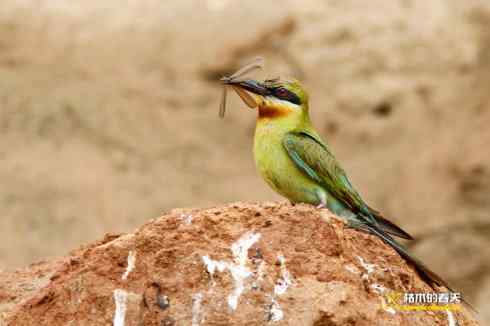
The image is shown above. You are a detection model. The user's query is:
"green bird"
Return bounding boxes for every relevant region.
[222,76,456,294]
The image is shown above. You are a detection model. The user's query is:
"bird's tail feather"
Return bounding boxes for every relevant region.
[364,223,476,313]
[366,206,413,240]
[367,224,450,288]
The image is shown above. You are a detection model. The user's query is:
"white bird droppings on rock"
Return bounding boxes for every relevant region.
[256,260,267,283]
[265,254,293,322]
[227,263,253,310]
[202,255,227,275]
[231,232,261,267]
[228,232,261,310]
[121,251,136,281]
[370,283,386,294]
[113,289,129,326]
[274,255,293,296]
[357,256,377,280]
[192,292,203,326]
[201,232,261,311]
[344,263,360,274]
[268,298,284,322]
[181,213,193,225]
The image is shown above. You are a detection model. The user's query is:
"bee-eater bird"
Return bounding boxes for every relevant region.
[222,76,456,294]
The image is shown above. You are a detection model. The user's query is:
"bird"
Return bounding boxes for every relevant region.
[221,76,461,297]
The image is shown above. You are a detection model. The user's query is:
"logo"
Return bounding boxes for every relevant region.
[383,291,461,311]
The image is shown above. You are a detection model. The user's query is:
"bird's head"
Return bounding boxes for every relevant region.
[224,77,309,119]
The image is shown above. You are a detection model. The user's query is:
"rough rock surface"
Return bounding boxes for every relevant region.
[0,202,478,325]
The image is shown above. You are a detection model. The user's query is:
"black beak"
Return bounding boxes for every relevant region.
[221,79,271,96]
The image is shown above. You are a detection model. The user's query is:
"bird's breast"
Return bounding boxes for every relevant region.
[253,121,321,204]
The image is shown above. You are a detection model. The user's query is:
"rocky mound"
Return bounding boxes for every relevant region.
[0,202,479,325]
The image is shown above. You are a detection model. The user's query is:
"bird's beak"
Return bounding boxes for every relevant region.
[221,79,270,109]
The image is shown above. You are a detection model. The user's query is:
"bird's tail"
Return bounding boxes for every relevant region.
[364,223,476,313]
[365,205,413,240]
[366,224,450,288]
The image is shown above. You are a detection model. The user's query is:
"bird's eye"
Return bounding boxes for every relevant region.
[275,88,289,98]
[272,86,301,105]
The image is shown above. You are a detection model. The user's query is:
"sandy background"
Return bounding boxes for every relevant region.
[0,0,489,320]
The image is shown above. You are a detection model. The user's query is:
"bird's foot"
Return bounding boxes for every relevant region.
[316,203,326,209]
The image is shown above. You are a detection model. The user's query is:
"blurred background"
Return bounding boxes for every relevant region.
[0,0,489,320]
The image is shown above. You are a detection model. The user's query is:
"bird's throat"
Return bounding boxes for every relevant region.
[258,106,291,120]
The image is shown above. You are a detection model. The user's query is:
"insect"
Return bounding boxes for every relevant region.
[219,57,264,118]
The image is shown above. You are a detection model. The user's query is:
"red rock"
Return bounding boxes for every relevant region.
[0,202,479,325]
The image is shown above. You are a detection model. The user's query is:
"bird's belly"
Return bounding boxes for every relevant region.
[253,126,321,204]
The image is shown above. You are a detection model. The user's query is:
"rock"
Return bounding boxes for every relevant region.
[0,202,478,325]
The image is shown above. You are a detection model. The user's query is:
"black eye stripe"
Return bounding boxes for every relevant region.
[272,87,301,105]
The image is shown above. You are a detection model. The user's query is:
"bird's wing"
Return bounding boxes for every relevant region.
[283,130,366,211]
[282,130,413,239]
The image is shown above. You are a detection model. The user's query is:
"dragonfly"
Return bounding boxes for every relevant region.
[219,57,265,118]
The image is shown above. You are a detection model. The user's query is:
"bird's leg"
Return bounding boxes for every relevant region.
[315,189,328,209]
